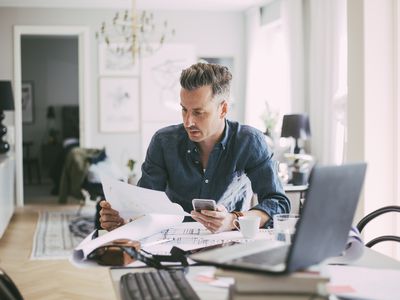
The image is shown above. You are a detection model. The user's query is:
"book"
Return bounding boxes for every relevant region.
[229,291,325,300]
[229,290,326,300]
[216,268,329,295]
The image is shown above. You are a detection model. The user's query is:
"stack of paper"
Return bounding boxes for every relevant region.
[72,176,189,264]
[215,268,329,300]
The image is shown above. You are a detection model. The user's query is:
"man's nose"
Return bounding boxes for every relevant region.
[184,113,194,127]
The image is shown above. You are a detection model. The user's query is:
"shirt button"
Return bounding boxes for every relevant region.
[187,150,191,153]
[205,179,209,184]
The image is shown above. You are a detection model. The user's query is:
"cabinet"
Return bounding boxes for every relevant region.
[0,154,15,238]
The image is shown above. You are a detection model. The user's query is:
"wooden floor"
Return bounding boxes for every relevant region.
[0,205,116,300]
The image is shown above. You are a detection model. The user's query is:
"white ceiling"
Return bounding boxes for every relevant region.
[0,0,266,11]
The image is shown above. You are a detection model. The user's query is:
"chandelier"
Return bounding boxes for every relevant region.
[96,0,175,65]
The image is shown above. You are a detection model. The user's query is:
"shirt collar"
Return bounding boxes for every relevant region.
[219,119,230,150]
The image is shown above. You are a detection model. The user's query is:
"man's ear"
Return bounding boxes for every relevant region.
[220,100,228,118]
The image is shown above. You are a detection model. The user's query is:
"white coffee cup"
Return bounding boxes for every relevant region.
[273,213,299,244]
[233,215,261,239]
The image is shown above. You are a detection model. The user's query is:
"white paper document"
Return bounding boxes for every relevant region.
[73,176,268,266]
[72,220,272,265]
[141,222,273,255]
[325,226,364,264]
[72,214,184,263]
[101,176,190,219]
[327,265,400,300]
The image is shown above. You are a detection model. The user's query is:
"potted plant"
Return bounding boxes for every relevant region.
[260,102,279,137]
[126,159,137,185]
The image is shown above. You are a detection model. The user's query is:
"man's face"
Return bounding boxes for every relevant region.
[180,85,227,144]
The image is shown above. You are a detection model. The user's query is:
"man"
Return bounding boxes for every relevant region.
[100,62,290,233]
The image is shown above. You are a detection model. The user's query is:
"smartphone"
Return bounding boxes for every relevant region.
[192,199,217,212]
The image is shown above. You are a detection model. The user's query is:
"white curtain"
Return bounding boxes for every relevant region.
[307,0,347,164]
[244,1,304,133]
[244,5,292,132]
[244,0,346,164]
[281,0,305,114]
[244,7,273,130]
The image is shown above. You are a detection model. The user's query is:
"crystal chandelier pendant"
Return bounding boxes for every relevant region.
[96,0,175,65]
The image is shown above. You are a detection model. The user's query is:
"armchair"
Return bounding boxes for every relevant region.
[356,205,400,248]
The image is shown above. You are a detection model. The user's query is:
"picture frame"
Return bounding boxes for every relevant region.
[99,77,139,133]
[98,43,139,76]
[21,81,34,123]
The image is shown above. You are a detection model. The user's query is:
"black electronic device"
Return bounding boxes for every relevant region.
[120,269,200,300]
[0,269,24,300]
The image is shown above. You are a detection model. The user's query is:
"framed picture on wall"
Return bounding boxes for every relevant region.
[21,81,34,123]
[99,77,139,133]
[98,43,140,76]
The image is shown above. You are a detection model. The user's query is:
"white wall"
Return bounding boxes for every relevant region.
[0,7,245,172]
[347,0,399,258]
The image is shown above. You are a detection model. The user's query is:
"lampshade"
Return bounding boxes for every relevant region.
[281,114,311,139]
[0,80,14,154]
[46,106,56,119]
[0,81,15,111]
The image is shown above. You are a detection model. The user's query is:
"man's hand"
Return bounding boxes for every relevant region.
[191,204,236,233]
[99,200,125,231]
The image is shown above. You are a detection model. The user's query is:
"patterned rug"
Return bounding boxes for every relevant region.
[31,210,95,260]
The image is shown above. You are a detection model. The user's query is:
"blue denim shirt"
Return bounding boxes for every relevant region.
[137,119,290,228]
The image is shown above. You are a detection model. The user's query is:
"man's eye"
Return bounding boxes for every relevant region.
[193,111,203,116]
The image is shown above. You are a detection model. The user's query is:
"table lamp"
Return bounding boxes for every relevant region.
[281,114,311,154]
[0,81,15,154]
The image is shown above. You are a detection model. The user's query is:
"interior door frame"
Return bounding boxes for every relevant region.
[13,25,91,207]
[395,0,400,260]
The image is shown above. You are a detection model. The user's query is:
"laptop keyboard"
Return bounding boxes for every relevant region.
[120,269,200,300]
[233,245,290,266]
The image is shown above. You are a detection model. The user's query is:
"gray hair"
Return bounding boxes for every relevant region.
[180,62,232,102]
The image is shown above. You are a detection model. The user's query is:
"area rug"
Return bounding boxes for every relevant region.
[31,210,95,260]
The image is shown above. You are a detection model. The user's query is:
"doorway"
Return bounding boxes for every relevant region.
[13,26,91,207]
[21,36,80,204]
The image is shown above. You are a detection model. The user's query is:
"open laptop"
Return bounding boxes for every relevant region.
[190,163,367,274]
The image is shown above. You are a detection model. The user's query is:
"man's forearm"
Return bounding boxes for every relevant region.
[243,209,270,228]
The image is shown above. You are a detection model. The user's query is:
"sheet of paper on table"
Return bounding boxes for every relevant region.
[141,222,274,255]
[327,265,400,300]
[73,176,272,265]
[72,214,184,264]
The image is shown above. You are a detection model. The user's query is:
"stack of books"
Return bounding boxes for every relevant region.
[215,268,330,300]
